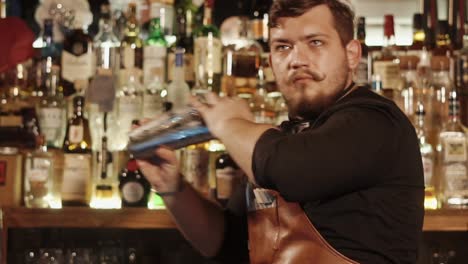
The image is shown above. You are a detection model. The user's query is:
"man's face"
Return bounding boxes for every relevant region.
[269,4,354,119]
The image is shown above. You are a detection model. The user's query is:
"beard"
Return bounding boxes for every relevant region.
[284,62,351,120]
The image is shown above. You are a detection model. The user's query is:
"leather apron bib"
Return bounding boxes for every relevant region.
[247,188,359,264]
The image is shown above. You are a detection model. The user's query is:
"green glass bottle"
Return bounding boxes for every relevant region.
[144,14,168,86]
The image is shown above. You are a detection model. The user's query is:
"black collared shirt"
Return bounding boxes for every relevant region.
[215,86,424,264]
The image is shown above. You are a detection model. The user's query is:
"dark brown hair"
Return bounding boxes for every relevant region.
[269,0,355,46]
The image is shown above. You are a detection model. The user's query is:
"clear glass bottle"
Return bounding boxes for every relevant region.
[414,103,437,209]
[166,48,191,111]
[94,4,121,75]
[438,90,468,208]
[24,135,56,208]
[37,65,66,149]
[90,135,121,209]
[215,152,242,207]
[144,13,168,86]
[250,66,275,124]
[275,96,288,126]
[372,14,400,99]
[142,75,166,119]
[120,3,143,83]
[457,24,468,127]
[229,17,263,99]
[115,73,144,150]
[250,0,271,52]
[354,16,369,86]
[62,95,92,206]
[193,0,222,95]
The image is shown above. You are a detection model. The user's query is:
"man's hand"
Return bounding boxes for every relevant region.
[191,93,254,138]
[136,147,182,193]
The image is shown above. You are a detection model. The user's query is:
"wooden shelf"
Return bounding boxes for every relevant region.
[1,207,468,231]
[1,207,176,229]
[423,209,468,231]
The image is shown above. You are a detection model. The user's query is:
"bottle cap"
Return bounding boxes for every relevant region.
[384,14,395,37]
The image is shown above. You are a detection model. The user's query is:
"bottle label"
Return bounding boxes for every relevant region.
[443,163,468,193]
[216,167,242,199]
[143,93,164,118]
[69,125,84,144]
[122,46,143,69]
[168,52,195,82]
[183,147,209,193]
[443,137,467,162]
[122,181,145,203]
[61,154,91,202]
[38,107,64,142]
[118,96,142,118]
[26,157,51,183]
[143,46,167,85]
[61,51,94,82]
[355,57,369,85]
[421,156,434,187]
[194,36,222,74]
[373,60,400,89]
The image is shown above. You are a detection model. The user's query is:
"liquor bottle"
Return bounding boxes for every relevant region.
[438,90,468,208]
[115,73,144,150]
[24,135,56,208]
[90,135,121,209]
[414,104,437,209]
[433,20,453,59]
[182,142,210,197]
[94,4,121,75]
[230,17,263,98]
[193,0,222,95]
[354,16,369,86]
[39,19,61,70]
[144,11,168,86]
[275,96,289,126]
[429,57,453,148]
[458,24,468,127]
[372,14,400,99]
[61,15,94,96]
[398,60,418,118]
[90,4,121,151]
[61,95,92,206]
[142,74,166,119]
[250,66,275,124]
[120,3,144,83]
[215,152,242,206]
[168,4,195,88]
[167,48,191,111]
[119,155,150,207]
[409,13,426,51]
[149,0,175,45]
[250,0,271,52]
[37,65,66,149]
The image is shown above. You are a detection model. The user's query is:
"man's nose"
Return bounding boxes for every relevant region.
[289,44,309,69]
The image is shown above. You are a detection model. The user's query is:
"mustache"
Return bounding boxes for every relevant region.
[288,70,325,83]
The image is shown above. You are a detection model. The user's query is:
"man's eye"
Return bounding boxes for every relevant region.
[273,45,290,51]
[310,40,323,46]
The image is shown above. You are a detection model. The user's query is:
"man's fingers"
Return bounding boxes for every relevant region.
[155,147,177,164]
[205,92,220,105]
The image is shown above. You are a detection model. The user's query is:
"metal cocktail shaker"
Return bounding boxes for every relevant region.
[127,109,213,163]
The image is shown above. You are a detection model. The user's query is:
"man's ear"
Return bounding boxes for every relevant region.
[346,39,362,70]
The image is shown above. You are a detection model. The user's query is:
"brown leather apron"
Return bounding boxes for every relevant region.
[247,188,359,264]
